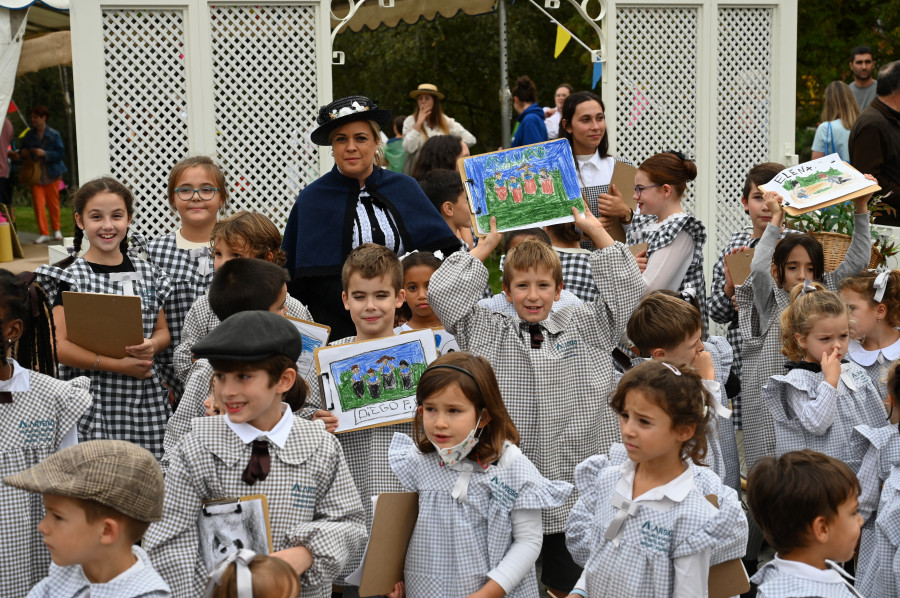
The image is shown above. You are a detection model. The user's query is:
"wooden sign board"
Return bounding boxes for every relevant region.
[605,161,639,243]
[357,492,419,597]
[725,248,754,287]
[62,291,143,358]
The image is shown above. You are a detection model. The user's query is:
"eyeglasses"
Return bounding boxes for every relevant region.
[633,184,664,198]
[174,186,219,201]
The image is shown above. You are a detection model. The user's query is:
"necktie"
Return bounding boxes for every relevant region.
[360,195,386,246]
[0,392,10,404]
[528,324,544,349]
[241,439,270,486]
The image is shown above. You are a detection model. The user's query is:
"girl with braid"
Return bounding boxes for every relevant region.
[36,177,173,459]
[0,268,93,596]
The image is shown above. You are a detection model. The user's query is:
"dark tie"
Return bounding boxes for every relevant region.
[528,324,544,349]
[360,195,386,246]
[242,439,271,486]
[0,392,10,404]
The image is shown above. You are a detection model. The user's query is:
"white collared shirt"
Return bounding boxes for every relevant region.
[0,358,31,392]
[225,404,294,449]
[848,336,900,366]
[574,153,615,188]
[174,229,210,251]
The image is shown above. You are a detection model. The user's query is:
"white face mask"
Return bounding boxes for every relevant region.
[433,414,483,466]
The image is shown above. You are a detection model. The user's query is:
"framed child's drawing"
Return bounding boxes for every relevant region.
[458,138,584,236]
[286,316,331,381]
[759,154,880,216]
[314,329,438,433]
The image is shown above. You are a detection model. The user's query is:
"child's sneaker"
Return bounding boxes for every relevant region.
[33,235,48,244]
[53,230,63,240]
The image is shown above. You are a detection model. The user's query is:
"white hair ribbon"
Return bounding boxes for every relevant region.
[108,272,141,296]
[680,287,696,301]
[799,278,816,296]
[189,247,212,277]
[204,548,256,598]
[873,270,891,303]
[604,493,640,544]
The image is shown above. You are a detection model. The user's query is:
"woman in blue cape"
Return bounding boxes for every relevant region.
[282,96,459,339]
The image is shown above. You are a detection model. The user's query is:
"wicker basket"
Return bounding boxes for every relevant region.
[811,231,884,270]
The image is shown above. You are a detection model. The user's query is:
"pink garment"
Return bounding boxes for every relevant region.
[0,119,13,178]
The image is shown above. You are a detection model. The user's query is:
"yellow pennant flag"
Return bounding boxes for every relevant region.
[554,25,571,58]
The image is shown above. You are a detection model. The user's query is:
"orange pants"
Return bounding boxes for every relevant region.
[31,179,61,235]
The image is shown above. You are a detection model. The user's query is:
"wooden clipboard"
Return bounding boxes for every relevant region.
[724,248,754,287]
[606,161,638,243]
[628,242,648,258]
[357,492,419,596]
[62,291,143,358]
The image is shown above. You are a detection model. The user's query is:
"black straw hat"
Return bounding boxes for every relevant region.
[310,95,393,146]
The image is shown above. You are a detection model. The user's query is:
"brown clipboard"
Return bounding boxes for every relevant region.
[705,494,751,598]
[628,242,648,258]
[724,248,754,287]
[358,492,419,596]
[606,161,639,243]
[62,291,143,358]
[762,161,880,216]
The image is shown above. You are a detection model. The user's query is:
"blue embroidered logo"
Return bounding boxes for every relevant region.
[490,476,519,510]
[18,419,56,444]
[136,286,156,310]
[556,339,578,359]
[639,520,673,553]
[291,483,316,510]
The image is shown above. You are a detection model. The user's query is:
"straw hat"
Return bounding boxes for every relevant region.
[309,95,393,146]
[409,83,445,100]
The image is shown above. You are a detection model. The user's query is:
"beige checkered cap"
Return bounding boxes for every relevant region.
[3,439,164,522]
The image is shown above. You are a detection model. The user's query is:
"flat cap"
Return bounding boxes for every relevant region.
[3,439,164,522]
[192,310,303,363]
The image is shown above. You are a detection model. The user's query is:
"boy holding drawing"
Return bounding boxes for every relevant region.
[3,439,170,597]
[428,204,642,597]
[144,311,366,597]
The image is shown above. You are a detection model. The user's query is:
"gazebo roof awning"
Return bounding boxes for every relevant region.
[330,0,496,33]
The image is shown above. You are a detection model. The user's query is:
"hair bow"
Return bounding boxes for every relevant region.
[799,279,816,296]
[204,549,256,598]
[65,245,78,258]
[680,287,696,302]
[873,270,891,303]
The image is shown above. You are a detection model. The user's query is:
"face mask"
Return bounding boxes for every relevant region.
[433,414,483,466]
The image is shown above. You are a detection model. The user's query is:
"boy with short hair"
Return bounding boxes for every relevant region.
[428,205,642,597]
[706,161,786,429]
[747,450,864,596]
[144,311,366,597]
[339,243,405,343]
[419,169,472,247]
[626,290,741,490]
[3,439,170,597]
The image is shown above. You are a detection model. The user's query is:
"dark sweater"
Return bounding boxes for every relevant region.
[849,98,900,224]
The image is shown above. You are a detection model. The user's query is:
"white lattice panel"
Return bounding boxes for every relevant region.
[103,9,189,239]
[715,7,773,251]
[210,4,321,230]
[614,7,698,212]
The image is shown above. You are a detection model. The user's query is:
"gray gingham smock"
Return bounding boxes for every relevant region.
[429,245,643,533]
[736,215,871,471]
[565,454,746,597]
[626,212,709,337]
[144,233,214,400]
[173,291,313,382]
[764,364,889,467]
[26,545,170,598]
[858,465,900,598]
[144,413,366,598]
[0,371,91,598]
[36,256,173,459]
[751,559,864,598]
[388,434,572,597]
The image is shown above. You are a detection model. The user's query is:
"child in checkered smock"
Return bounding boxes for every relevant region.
[0,270,93,597]
[173,210,312,383]
[840,270,900,411]
[859,464,900,598]
[143,157,224,401]
[388,352,572,597]
[851,362,900,597]
[429,207,641,595]
[565,361,747,598]
[624,290,741,491]
[736,186,874,475]
[35,177,173,460]
[763,283,888,467]
[747,451,866,598]
[623,151,709,335]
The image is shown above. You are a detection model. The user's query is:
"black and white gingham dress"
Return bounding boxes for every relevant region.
[0,370,91,597]
[429,246,643,534]
[144,414,366,598]
[578,156,632,251]
[556,248,597,302]
[143,233,214,399]
[36,257,173,460]
[626,213,709,337]
[389,434,572,597]
[174,292,313,382]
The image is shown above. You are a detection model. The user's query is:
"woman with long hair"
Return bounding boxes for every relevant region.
[402,83,475,175]
[811,81,859,160]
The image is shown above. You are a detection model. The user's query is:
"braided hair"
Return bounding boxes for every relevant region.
[54,177,135,269]
[0,270,58,376]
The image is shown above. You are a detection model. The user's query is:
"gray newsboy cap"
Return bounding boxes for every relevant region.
[192,310,303,363]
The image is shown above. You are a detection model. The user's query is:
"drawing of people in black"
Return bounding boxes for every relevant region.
[350,364,365,398]
[378,355,396,390]
[398,359,413,390]
[366,368,381,399]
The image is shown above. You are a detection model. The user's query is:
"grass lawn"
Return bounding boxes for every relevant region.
[11,187,75,236]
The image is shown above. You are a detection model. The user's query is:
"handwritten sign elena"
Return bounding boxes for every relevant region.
[458,138,583,235]
[759,154,879,215]
[314,329,438,433]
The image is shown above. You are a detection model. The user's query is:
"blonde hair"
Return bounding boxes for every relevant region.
[207,554,300,598]
[502,238,563,288]
[821,81,860,131]
[329,120,387,168]
[210,211,286,267]
[779,283,848,361]
[839,270,900,327]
